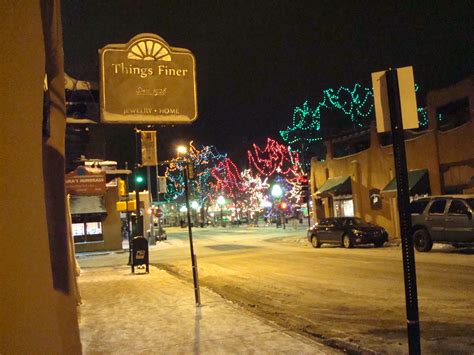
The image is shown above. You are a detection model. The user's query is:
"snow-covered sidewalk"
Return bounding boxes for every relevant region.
[77,265,337,354]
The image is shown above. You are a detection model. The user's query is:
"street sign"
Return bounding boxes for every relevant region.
[140,131,158,166]
[100,33,197,124]
[372,66,419,133]
[383,68,421,354]
[157,176,167,193]
[65,167,106,195]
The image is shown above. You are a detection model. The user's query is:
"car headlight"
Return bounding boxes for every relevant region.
[352,229,363,236]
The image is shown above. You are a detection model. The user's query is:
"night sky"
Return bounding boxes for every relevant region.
[62,1,473,167]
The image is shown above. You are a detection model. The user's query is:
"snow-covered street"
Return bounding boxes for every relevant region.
[78,226,474,354]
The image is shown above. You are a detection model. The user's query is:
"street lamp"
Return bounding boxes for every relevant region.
[271,184,283,198]
[176,145,200,305]
[177,145,187,155]
[217,195,225,227]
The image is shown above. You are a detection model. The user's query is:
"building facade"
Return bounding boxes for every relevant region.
[310,76,473,239]
[0,1,82,353]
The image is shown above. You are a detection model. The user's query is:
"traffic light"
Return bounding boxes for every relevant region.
[300,175,309,192]
[134,173,146,191]
[117,178,126,197]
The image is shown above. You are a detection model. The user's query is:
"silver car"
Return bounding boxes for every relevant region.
[410,195,474,251]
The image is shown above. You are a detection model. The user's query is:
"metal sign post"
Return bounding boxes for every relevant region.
[386,68,421,355]
[125,162,132,265]
[134,128,143,238]
[183,163,201,306]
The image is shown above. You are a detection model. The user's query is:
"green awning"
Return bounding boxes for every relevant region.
[382,169,430,195]
[316,176,352,196]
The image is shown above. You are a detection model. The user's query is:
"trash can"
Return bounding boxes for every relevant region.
[131,236,149,273]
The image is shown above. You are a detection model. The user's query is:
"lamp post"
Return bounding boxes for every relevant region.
[191,200,199,226]
[271,184,283,228]
[177,145,200,306]
[217,195,225,227]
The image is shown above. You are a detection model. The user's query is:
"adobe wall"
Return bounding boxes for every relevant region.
[428,76,474,191]
[311,125,442,239]
[0,1,81,353]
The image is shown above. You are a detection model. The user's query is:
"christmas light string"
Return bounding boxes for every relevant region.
[247,137,304,183]
[279,83,428,147]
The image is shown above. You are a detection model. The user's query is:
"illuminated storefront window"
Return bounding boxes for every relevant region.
[333,198,354,217]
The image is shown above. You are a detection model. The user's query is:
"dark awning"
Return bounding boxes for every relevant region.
[316,176,352,196]
[70,195,106,215]
[382,169,430,195]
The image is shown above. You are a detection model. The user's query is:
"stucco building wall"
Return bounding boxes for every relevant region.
[311,77,473,239]
[0,1,81,353]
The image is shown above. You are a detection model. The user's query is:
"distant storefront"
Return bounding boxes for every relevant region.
[66,165,126,252]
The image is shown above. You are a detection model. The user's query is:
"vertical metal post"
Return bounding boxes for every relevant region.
[386,68,421,355]
[147,165,155,245]
[220,206,223,227]
[125,162,132,265]
[301,142,312,227]
[134,128,142,237]
[183,163,201,305]
[155,165,162,240]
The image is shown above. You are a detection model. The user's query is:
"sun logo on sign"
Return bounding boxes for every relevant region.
[128,40,171,61]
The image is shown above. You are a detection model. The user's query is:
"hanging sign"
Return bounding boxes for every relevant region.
[369,188,382,210]
[100,33,197,124]
[141,130,158,166]
[157,176,167,193]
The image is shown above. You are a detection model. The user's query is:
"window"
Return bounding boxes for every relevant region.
[410,200,429,214]
[448,200,468,215]
[466,199,474,210]
[333,198,354,217]
[343,218,364,226]
[72,223,85,237]
[429,200,447,214]
[436,97,470,131]
[72,217,104,243]
[319,219,329,226]
[86,222,102,235]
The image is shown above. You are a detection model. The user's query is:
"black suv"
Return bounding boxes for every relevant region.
[410,195,474,252]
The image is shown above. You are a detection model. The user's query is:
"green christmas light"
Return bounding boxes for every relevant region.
[280,83,428,148]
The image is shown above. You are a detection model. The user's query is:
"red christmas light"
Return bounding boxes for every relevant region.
[210,158,246,199]
[247,138,303,182]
